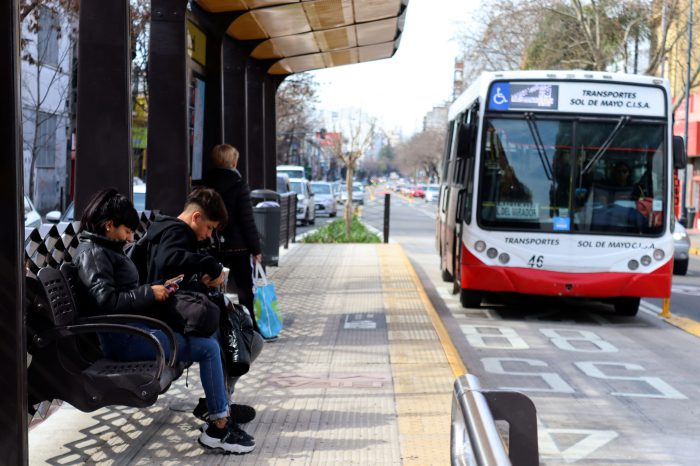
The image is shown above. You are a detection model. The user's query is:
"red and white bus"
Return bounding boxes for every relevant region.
[436,71,687,316]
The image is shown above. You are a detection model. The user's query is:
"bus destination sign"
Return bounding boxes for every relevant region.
[488,81,666,117]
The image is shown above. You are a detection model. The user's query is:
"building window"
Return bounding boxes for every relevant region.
[36,112,57,168]
[38,7,59,67]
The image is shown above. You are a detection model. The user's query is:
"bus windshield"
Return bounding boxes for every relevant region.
[478,116,666,236]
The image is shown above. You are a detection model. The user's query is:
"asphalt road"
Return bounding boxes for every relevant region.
[361,188,700,466]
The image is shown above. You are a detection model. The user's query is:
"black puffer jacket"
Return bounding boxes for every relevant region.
[145,215,223,286]
[73,231,155,316]
[201,167,262,256]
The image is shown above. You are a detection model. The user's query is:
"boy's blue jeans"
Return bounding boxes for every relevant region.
[99,324,229,421]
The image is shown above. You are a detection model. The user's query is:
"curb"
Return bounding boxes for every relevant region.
[689,247,700,256]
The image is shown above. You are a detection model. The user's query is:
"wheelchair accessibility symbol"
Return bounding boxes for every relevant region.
[493,88,507,104]
[489,83,510,110]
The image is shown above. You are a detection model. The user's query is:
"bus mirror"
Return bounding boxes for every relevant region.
[673,135,687,169]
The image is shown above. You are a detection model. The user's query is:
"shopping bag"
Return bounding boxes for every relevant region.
[253,262,283,339]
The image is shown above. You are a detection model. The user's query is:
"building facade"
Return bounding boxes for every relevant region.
[21,6,75,212]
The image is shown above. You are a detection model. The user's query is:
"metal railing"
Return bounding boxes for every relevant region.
[451,374,538,466]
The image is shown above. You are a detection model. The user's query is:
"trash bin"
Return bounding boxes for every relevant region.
[251,189,281,266]
[687,207,697,229]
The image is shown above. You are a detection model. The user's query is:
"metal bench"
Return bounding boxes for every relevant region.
[25,211,185,414]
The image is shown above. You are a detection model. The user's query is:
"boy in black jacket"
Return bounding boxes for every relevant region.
[145,187,260,426]
[146,187,227,289]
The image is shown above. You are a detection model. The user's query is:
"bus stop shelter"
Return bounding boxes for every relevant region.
[0,0,408,463]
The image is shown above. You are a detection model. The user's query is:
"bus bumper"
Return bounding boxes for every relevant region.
[460,245,673,299]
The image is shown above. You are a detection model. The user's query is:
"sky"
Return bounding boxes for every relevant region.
[310,0,481,138]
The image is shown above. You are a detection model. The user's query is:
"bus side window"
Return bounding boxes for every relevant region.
[457,105,479,223]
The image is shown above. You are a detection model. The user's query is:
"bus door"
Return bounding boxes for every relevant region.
[438,120,457,276]
[445,104,479,280]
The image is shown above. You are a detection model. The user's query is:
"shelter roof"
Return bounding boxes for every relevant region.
[195,0,408,75]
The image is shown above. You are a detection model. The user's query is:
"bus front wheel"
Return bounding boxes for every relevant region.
[614,297,640,316]
[460,289,482,308]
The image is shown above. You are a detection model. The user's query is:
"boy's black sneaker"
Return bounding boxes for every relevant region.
[230,404,256,424]
[198,422,255,455]
[193,398,256,424]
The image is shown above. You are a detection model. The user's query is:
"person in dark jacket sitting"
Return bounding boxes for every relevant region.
[73,188,254,455]
[201,144,262,325]
[144,186,261,425]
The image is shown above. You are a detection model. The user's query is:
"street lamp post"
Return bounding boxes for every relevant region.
[683,0,694,223]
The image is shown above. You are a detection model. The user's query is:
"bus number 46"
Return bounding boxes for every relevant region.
[528,255,544,268]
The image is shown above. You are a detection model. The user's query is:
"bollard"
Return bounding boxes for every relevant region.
[383,193,390,243]
[659,297,671,318]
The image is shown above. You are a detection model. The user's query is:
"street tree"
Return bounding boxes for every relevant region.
[456,0,696,110]
[276,73,320,165]
[395,128,445,182]
[328,112,376,238]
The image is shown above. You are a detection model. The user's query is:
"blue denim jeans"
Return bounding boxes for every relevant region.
[99,324,229,421]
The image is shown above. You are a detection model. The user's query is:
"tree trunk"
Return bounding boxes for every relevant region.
[345,163,354,239]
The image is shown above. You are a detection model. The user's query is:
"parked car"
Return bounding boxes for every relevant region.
[289,178,315,225]
[46,182,147,223]
[338,183,365,206]
[424,184,440,202]
[24,196,42,229]
[277,165,305,180]
[673,222,690,275]
[310,181,337,217]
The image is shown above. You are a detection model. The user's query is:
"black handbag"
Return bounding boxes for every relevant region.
[219,302,254,377]
[166,290,220,337]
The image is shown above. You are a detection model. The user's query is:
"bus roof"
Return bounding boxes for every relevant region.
[448,70,670,121]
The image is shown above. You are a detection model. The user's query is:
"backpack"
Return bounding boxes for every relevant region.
[126,232,150,285]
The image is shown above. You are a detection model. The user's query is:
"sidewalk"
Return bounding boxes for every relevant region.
[28,244,458,465]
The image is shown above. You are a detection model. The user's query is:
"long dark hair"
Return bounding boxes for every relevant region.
[79,188,140,235]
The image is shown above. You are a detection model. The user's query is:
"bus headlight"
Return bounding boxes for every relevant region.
[653,249,665,261]
[628,259,639,271]
[486,248,498,259]
[498,253,510,264]
[640,255,652,266]
[474,241,486,252]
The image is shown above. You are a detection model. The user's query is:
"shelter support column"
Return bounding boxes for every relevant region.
[245,62,265,190]
[75,0,132,215]
[147,0,189,215]
[222,38,247,175]
[0,0,28,463]
[262,75,281,190]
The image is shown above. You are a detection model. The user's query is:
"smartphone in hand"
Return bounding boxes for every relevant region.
[165,274,184,293]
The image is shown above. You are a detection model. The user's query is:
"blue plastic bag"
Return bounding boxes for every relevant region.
[253,263,283,339]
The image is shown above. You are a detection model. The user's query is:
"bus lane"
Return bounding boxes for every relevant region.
[432,288,700,465]
[368,182,700,465]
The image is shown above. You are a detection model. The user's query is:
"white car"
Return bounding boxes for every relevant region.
[310,181,337,217]
[338,183,365,206]
[24,196,42,229]
[277,165,305,181]
[289,178,316,225]
[424,184,440,202]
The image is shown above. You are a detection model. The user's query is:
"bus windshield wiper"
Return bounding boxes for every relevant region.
[524,112,553,181]
[582,116,630,174]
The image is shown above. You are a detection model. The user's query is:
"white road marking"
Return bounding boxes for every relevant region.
[539,423,619,463]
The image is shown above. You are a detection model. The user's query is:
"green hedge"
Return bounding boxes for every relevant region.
[302,216,380,243]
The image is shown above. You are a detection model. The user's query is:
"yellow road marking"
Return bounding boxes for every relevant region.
[689,247,700,256]
[662,314,700,338]
[394,245,467,378]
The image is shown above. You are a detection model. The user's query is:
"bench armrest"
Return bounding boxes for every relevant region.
[33,323,166,380]
[77,314,178,368]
